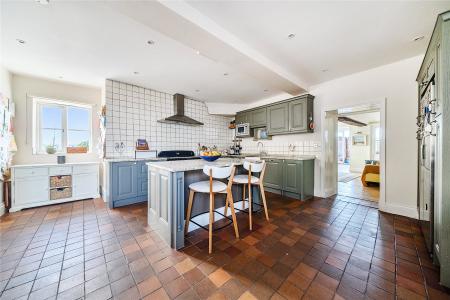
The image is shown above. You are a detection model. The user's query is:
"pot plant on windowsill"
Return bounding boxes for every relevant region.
[46,145,57,154]
[45,133,57,154]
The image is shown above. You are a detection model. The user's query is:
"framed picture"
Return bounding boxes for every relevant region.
[352,133,367,146]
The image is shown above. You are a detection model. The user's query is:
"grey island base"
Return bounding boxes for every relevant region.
[147,156,315,249]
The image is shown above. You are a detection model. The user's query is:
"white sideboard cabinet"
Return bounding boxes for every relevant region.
[11,162,100,212]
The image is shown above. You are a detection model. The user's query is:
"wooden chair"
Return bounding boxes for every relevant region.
[226,160,269,230]
[184,164,239,254]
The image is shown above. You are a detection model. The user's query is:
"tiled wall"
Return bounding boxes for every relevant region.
[240,138,321,157]
[104,80,233,158]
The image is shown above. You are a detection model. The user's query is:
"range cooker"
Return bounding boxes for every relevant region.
[157,150,200,161]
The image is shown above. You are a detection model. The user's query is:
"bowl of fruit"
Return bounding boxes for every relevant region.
[200,150,221,162]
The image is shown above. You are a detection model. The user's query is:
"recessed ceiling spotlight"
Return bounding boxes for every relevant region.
[195,89,200,92]
[413,35,425,42]
[287,33,295,39]
[147,40,155,45]
[223,73,229,76]
[16,39,25,44]
[195,50,200,55]
[321,69,329,73]
[133,71,139,75]
[35,0,50,4]
[264,89,269,92]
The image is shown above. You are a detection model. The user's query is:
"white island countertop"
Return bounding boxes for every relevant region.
[147,155,316,173]
[147,158,244,172]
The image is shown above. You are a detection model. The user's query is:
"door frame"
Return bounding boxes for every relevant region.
[321,98,386,209]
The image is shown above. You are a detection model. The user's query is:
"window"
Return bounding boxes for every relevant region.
[33,98,92,154]
[372,125,381,160]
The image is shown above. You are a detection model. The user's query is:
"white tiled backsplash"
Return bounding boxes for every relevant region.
[240,138,321,157]
[104,80,233,158]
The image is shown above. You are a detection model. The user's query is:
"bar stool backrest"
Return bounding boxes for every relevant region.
[203,164,236,193]
[243,160,265,173]
[203,165,233,179]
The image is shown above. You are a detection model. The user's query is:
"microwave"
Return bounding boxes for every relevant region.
[236,123,250,137]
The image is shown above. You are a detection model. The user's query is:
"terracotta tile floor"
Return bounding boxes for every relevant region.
[1,193,449,300]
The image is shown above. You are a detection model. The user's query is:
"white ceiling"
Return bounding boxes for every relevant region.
[2,1,449,104]
[187,0,450,85]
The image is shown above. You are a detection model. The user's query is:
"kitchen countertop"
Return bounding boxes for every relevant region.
[224,154,317,160]
[147,154,316,173]
[147,157,244,172]
[11,161,100,168]
[103,157,167,163]
[105,153,316,164]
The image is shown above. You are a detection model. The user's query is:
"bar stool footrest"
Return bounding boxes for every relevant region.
[234,200,264,214]
[189,210,234,232]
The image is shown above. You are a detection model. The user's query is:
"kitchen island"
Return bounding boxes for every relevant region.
[147,155,315,249]
[147,158,249,249]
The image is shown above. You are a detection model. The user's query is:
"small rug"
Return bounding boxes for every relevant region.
[338,173,360,183]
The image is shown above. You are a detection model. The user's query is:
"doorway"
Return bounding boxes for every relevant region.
[337,109,381,202]
[321,99,386,208]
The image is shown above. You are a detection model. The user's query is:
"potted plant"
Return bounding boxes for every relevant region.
[46,132,57,154]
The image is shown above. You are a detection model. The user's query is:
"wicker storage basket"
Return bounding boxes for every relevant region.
[50,187,72,200]
[50,175,72,188]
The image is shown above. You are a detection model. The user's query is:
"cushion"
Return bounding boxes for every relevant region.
[365,173,380,183]
[189,180,227,193]
[232,174,260,184]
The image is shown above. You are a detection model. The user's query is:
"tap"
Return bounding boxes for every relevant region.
[257,142,267,156]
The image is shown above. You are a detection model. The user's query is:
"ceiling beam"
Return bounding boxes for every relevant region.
[338,116,367,127]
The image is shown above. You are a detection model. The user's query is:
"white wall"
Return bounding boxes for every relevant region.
[311,55,421,218]
[11,74,102,165]
[1,67,12,99]
[239,55,422,218]
[0,66,12,216]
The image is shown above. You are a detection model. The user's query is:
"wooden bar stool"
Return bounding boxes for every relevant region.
[184,164,239,254]
[226,160,269,230]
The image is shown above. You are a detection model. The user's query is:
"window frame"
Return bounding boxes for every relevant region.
[33,97,93,155]
[371,124,381,161]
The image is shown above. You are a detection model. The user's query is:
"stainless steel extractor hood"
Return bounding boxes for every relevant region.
[158,94,203,126]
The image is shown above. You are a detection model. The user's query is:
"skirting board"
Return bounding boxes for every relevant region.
[379,203,418,219]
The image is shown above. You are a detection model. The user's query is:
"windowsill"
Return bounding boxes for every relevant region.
[33,152,93,155]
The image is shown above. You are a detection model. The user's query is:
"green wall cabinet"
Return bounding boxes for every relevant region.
[263,158,314,200]
[235,111,249,124]
[250,107,267,127]
[267,103,289,134]
[289,99,307,132]
[235,94,314,136]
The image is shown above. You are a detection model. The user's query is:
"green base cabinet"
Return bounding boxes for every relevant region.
[263,158,314,200]
[263,159,284,189]
[109,161,149,208]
